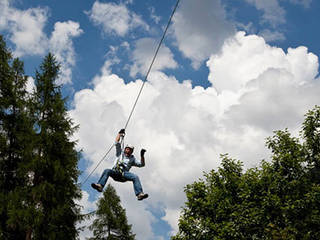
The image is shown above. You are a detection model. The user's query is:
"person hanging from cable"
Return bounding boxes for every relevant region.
[91,129,149,201]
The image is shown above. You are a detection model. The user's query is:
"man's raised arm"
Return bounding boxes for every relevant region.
[115,129,125,156]
[140,149,146,167]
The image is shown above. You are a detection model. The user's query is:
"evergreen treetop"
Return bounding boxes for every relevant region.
[0,34,36,239]
[89,184,135,240]
[30,53,81,240]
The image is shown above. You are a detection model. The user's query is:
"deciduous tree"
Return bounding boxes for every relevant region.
[173,106,320,240]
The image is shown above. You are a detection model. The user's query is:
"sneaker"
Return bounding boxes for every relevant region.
[91,183,103,192]
[137,192,149,201]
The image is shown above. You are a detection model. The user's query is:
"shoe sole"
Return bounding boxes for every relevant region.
[138,194,149,201]
[91,183,102,192]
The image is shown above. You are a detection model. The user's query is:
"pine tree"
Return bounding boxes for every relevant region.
[0,35,35,239]
[89,184,135,240]
[29,53,81,239]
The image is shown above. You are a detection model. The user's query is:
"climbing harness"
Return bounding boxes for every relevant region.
[113,135,126,176]
[80,0,181,186]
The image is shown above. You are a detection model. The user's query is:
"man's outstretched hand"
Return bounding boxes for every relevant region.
[140,149,146,157]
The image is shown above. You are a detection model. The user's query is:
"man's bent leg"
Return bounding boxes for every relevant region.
[123,172,143,196]
[97,169,112,188]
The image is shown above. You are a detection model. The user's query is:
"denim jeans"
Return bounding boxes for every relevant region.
[97,169,143,196]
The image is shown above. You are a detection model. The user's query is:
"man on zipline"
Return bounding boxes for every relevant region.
[91,129,149,201]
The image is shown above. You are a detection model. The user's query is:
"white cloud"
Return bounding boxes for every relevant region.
[289,0,312,8]
[0,0,10,29]
[87,1,149,37]
[75,190,97,239]
[207,32,318,94]
[26,76,35,94]
[149,6,161,24]
[242,0,312,43]
[76,190,96,214]
[259,29,286,42]
[207,31,319,165]
[121,41,130,50]
[172,0,235,69]
[244,0,312,27]
[0,1,82,85]
[71,32,319,238]
[0,0,48,56]
[244,0,286,27]
[49,21,83,84]
[125,0,134,5]
[129,38,178,77]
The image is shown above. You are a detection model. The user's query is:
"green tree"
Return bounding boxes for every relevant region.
[29,53,81,239]
[89,184,135,240]
[0,35,35,239]
[173,106,320,240]
[303,106,320,183]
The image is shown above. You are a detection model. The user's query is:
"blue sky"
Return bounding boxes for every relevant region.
[1,0,320,239]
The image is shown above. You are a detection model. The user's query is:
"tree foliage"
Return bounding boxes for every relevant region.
[29,53,82,239]
[0,35,36,239]
[88,184,135,240]
[0,35,82,239]
[173,106,320,240]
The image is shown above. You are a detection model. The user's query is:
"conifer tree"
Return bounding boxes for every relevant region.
[0,35,35,239]
[89,184,135,240]
[30,53,81,239]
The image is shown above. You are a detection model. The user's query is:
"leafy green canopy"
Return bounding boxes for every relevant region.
[89,184,135,240]
[173,106,320,240]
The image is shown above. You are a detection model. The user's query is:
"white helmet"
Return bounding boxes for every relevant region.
[125,144,134,152]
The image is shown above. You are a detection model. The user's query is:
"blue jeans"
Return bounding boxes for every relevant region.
[97,169,143,196]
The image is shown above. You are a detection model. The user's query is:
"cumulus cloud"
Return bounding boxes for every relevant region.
[289,0,312,8]
[76,190,96,214]
[244,0,286,27]
[71,32,319,238]
[0,0,48,56]
[172,0,235,69]
[207,31,319,162]
[129,38,178,77]
[244,0,312,28]
[0,0,9,29]
[49,21,83,84]
[75,190,96,239]
[207,32,318,94]
[0,1,83,84]
[242,0,313,43]
[259,29,286,42]
[87,1,149,37]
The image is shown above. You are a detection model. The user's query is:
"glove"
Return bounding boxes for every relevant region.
[119,129,125,135]
[140,149,146,157]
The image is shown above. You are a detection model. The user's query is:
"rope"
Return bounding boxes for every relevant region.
[124,0,180,130]
[80,136,125,186]
[80,143,114,186]
[80,0,181,186]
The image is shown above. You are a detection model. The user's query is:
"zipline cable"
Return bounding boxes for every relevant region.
[124,0,180,130]
[80,0,180,186]
[80,135,127,186]
[80,143,114,186]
